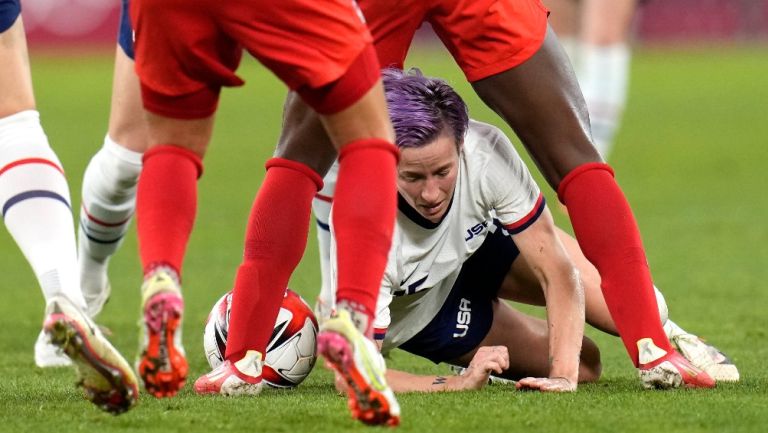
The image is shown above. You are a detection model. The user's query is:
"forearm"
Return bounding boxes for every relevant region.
[544,268,585,382]
[386,369,472,393]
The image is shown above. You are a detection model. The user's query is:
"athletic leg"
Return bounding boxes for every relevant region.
[133,113,210,397]
[471,26,681,372]
[78,45,145,318]
[502,226,733,382]
[0,14,138,411]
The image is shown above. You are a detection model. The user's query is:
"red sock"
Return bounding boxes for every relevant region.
[333,139,398,329]
[558,162,672,366]
[225,158,322,361]
[137,145,202,277]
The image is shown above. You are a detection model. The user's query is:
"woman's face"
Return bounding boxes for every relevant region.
[396,132,459,223]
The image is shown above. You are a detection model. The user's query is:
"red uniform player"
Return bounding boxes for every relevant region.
[129,0,401,424]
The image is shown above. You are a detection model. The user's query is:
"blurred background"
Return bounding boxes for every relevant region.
[21,0,768,48]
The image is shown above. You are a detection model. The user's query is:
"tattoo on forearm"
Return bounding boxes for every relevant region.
[433,376,447,385]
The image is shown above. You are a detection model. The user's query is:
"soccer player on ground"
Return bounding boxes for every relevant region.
[275,0,713,389]
[544,0,641,158]
[0,1,137,413]
[128,0,400,424]
[315,69,737,392]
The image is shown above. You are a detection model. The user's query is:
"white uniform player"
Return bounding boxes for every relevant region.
[314,69,736,392]
[361,120,543,352]
[314,122,737,389]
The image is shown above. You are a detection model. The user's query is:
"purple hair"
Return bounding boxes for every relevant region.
[382,68,469,150]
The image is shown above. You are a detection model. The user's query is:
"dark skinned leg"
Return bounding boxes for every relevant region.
[274,92,338,176]
[472,25,672,366]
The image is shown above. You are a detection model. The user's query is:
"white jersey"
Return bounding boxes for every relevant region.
[325,120,544,352]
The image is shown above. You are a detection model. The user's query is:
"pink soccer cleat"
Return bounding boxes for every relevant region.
[137,270,188,397]
[194,350,264,396]
[318,309,400,427]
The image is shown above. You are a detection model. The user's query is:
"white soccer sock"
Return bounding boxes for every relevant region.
[654,285,669,325]
[313,161,338,318]
[78,135,142,314]
[576,42,631,159]
[653,285,692,339]
[0,110,86,310]
[663,319,689,340]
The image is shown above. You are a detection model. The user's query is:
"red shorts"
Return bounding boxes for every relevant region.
[130,0,377,118]
[360,0,549,82]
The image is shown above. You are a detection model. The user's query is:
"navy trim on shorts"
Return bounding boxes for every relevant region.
[398,221,520,363]
[0,0,21,34]
[118,0,135,60]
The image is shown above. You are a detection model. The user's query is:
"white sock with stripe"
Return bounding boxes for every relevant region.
[78,135,142,317]
[0,110,86,310]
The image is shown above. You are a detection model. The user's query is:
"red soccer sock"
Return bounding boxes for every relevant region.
[558,162,672,366]
[333,139,398,332]
[137,145,202,277]
[225,158,322,361]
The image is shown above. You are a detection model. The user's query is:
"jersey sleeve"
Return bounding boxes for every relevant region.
[470,121,545,234]
[373,286,393,341]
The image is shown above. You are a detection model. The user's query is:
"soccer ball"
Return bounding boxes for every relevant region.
[203,288,319,388]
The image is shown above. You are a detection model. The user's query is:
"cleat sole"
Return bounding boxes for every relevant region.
[318,332,399,427]
[138,292,188,398]
[44,314,138,414]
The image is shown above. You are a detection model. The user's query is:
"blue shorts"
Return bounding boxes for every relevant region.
[398,222,520,363]
[118,0,134,59]
[0,0,20,33]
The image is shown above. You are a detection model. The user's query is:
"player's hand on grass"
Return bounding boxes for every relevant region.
[515,376,576,392]
[459,346,509,390]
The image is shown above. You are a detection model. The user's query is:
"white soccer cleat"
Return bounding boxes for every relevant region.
[670,333,739,382]
[637,338,715,389]
[194,350,264,396]
[43,295,138,414]
[317,309,400,426]
[34,329,72,367]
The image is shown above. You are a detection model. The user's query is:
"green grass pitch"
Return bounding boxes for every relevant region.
[0,43,766,432]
